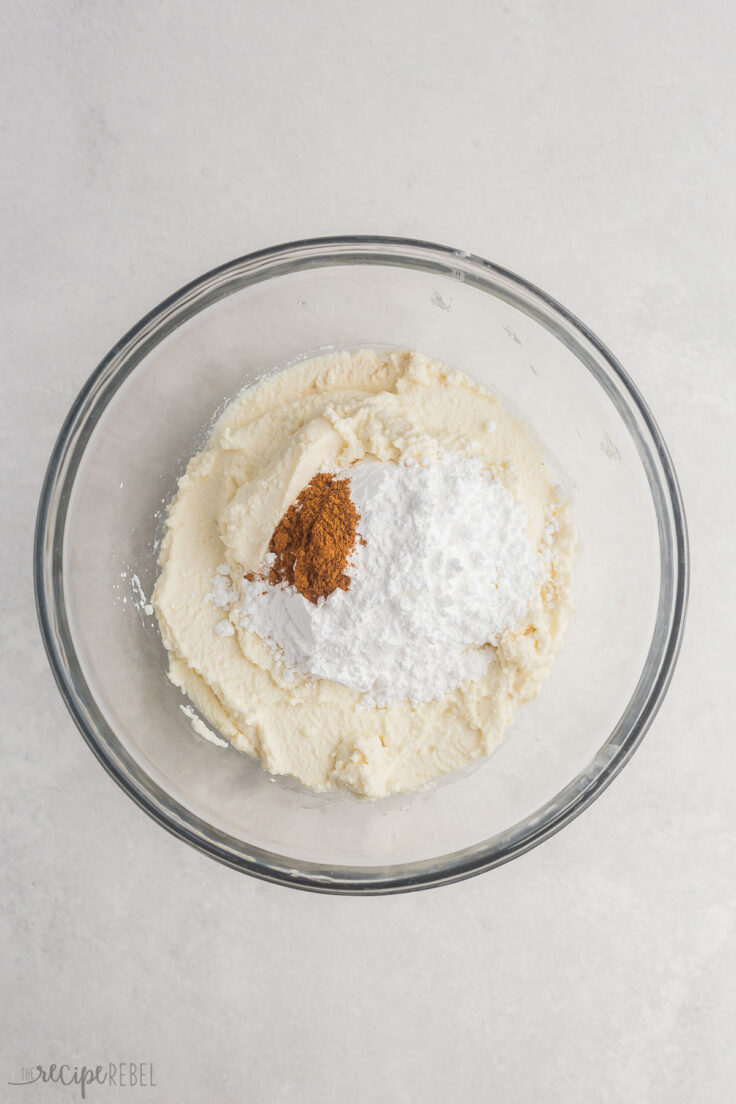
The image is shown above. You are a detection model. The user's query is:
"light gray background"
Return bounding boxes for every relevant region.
[3,2,735,1101]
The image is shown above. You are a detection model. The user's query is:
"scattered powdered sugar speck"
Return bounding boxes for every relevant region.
[539,515,559,562]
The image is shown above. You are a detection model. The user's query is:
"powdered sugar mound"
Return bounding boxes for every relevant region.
[234,454,542,706]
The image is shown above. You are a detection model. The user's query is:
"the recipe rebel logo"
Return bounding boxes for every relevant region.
[8,1062,156,1099]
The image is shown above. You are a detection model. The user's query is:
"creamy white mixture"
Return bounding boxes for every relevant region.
[153,349,576,797]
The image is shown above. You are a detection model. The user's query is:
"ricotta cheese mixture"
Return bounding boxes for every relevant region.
[153,349,576,797]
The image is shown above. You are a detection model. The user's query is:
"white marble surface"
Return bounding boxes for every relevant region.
[3,2,735,1101]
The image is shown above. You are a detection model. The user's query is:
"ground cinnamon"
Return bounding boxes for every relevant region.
[267,472,360,604]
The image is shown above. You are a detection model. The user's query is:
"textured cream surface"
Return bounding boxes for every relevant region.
[153,349,576,796]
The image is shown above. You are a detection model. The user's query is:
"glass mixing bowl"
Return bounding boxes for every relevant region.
[35,237,688,893]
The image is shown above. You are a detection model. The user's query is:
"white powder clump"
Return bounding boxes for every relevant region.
[130,572,153,616]
[232,453,542,706]
[180,704,229,747]
[207,570,239,608]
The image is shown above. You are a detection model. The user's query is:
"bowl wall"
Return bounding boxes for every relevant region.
[37,239,686,890]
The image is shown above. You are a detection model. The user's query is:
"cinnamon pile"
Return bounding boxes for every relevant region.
[267,472,360,604]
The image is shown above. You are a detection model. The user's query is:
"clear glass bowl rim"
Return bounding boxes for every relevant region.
[34,235,689,894]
